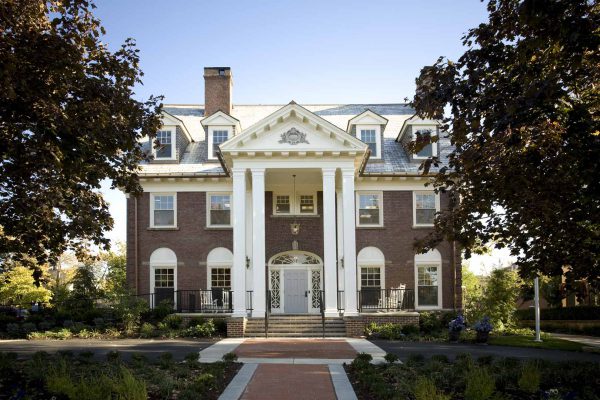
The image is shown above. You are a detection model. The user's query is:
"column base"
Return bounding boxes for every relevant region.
[343,311,360,317]
[324,310,340,318]
[251,309,266,318]
[232,310,248,318]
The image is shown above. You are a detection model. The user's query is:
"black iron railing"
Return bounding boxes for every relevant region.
[318,290,325,338]
[265,290,272,338]
[358,288,415,312]
[175,289,233,313]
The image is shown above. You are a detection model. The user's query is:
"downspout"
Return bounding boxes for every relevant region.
[134,196,139,295]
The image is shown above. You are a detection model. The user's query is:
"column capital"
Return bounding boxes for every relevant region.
[250,167,266,176]
[340,167,356,176]
[231,167,246,175]
[321,167,336,177]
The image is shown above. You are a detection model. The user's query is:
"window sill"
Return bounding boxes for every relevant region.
[270,214,320,219]
[147,227,179,231]
[205,226,233,230]
[356,225,385,229]
[412,225,434,229]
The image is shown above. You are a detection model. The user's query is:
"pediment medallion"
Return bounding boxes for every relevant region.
[278,128,309,145]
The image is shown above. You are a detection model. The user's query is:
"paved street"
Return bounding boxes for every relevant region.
[0,338,216,360]
[372,340,600,363]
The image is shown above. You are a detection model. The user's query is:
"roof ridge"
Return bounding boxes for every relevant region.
[163,103,412,107]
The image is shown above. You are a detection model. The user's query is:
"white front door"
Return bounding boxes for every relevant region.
[284,269,308,314]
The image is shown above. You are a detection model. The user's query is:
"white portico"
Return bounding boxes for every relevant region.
[220,103,366,318]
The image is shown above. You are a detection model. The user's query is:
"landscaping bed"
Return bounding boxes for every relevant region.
[0,350,240,400]
[345,353,600,400]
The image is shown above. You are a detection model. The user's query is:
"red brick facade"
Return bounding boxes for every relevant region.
[126,189,461,309]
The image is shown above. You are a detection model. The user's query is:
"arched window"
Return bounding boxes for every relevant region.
[207,248,233,290]
[414,249,442,309]
[149,248,177,305]
[357,247,385,290]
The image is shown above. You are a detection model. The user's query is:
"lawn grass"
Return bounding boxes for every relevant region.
[489,335,585,352]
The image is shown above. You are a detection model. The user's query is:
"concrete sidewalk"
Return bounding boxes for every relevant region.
[550,333,600,349]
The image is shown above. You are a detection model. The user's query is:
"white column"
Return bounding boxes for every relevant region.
[322,167,338,317]
[342,167,359,316]
[251,168,266,317]
[232,168,247,317]
[336,189,344,291]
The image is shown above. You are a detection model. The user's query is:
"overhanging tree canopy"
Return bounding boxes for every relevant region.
[411,0,599,286]
[0,0,162,263]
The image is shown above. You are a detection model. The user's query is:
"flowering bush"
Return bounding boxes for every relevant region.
[473,316,493,333]
[448,315,467,332]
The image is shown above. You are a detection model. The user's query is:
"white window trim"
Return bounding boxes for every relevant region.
[206,192,233,227]
[272,192,317,216]
[357,124,381,160]
[414,262,442,310]
[150,193,177,228]
[207,126,231,160]
[412,126,438,160]
[206,265,232,290]
[153,128,176,160]
[357,265,385,290]
[149,264,178,308]
[413,191,440,228]
[355,191,384,227]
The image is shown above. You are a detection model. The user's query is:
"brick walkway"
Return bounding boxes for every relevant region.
[212,338,376,400]
[234,339,357,359]
[240,364,336,400]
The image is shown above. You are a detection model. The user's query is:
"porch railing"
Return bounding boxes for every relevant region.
[358,288,415,312]
[175,290,233,313]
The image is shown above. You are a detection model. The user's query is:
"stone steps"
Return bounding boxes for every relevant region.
[244,316,346,337]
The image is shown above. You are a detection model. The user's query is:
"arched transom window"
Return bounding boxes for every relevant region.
[269,251,322,266]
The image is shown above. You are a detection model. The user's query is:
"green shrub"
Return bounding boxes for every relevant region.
[414,377,450,400]
[193,373,217,392]
[213,318,227,335]
[55,328,73,340]
[518,361,541,393]
[152,300,174,320]
[420,312,443,334]
[139,322,156,338]
[162,314,183,330]
[113,366,147,400]
[185,352,200,366]
[184,320,216,337]
[188,316,206,327]
[158,352,174,369]
[222,352,238,363]
[465,368,495,400]
[106,350,121,363]
[130,353,147,368]
[6,323,21,338]
[401,324,420,335]
[21,322,38,334]
[384,353,399,364]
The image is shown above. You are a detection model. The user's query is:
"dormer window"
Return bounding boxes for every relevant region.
[155,129,175,160]
[413,128,438,160]
[360,129,378,157]
[211,129,229,159]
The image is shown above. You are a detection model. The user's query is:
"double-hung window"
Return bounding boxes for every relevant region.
[360,129,378,157]
[151,194,176,228]
[208,193,231,227]
[155,130,174,159]
[211,130,228,158]
[413,191,438,226]
[275,195,291,214]
[360,267,381,289]
[413,128,437,159]
[299,195,315,214]
[417,265,439,307]
[356,192,383,227]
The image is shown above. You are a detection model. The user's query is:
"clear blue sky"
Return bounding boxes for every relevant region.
[98,1,507,272]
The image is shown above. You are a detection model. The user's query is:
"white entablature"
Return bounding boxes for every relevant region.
[219,102,368,166]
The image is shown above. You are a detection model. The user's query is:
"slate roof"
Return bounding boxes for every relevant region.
[140,103,451,176]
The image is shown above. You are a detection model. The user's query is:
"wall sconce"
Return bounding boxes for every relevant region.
[245,256,250,269]
[290,222,300,235]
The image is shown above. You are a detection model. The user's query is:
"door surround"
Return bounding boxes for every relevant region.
[267,250,323,314]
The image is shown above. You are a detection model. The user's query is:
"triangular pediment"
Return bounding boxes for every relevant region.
[201,111,241,132]
[347,109,388,130]
[161,110,193,141]
[219,103,367,157]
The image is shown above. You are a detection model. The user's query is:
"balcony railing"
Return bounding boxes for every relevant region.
[176,289,233,313]
[358,288,415,312]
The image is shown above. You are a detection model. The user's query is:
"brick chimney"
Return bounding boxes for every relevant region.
[204,67,233,116]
